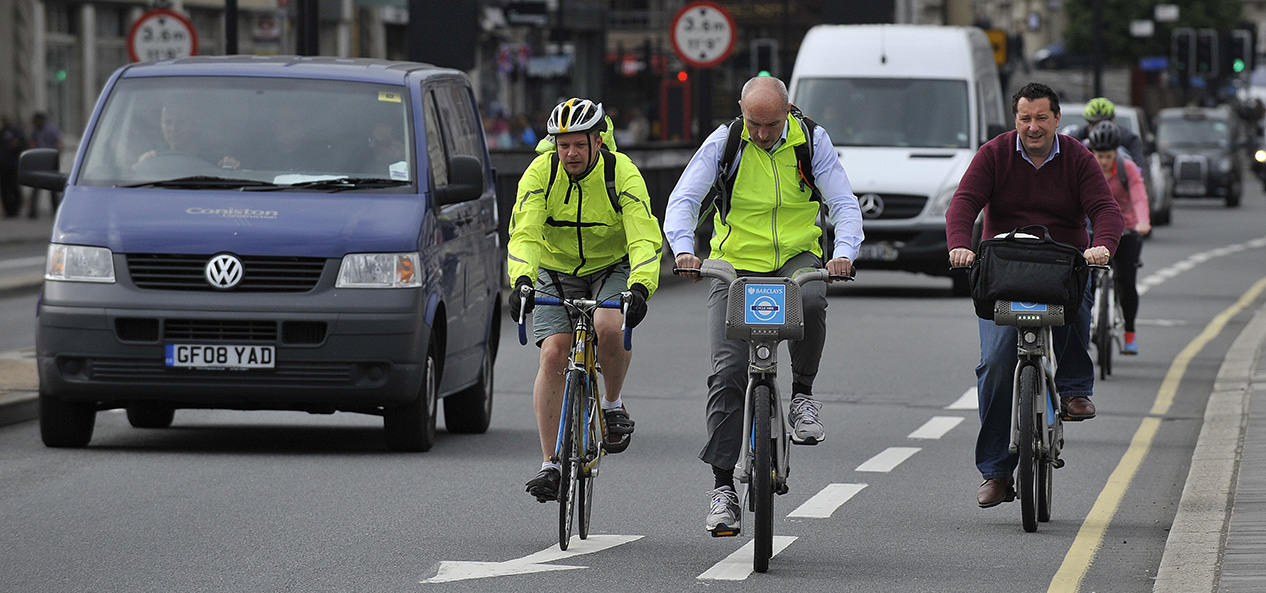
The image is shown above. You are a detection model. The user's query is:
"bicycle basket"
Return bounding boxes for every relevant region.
[724,277,805,342]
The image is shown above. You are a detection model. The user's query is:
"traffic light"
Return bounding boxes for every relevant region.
[1196,28,1218,77]
[1172,28,1193,80]
[1229,28,1253,74]
[751,39,778,77]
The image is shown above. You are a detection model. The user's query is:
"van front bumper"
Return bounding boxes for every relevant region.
[37,303,430,412]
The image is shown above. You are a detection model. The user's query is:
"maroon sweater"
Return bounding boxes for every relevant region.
[946,131,1123,254]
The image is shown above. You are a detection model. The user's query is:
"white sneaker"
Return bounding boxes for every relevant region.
[789,395,824,445]
[706,486,741,537]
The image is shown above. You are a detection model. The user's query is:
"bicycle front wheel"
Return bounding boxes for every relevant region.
[557,370,583,550]
[578,388,601,539]
[1018,364,1040,533]
[752,384,774,573]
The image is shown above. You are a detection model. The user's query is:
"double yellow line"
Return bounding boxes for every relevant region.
[1048,276,1266,592]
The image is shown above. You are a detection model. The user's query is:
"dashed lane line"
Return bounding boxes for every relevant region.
[908,416,965,439]
[855,447,921,472]
[696,536,797,580]
[787,483,868,519]
[947,388,978,410]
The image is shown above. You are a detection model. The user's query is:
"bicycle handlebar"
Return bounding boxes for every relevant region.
[515,294,632,351]
[673,261,855,286]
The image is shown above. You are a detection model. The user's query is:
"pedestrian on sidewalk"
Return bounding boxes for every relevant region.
[0,115,27,218]
[27,112,63,219]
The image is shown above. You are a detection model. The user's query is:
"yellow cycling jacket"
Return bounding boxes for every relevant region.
[507,148,661,295]
[711,114,822,272]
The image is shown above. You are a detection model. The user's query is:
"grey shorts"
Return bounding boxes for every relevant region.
[532,263,630,345]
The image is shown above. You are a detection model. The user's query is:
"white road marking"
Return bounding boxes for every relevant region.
[907,416,964,440]
[1138,235,1266,296]
[947,388,977,410]
[787,483,867,519]
[0,256,45,270]
[422,534,642,583]
[856,447,920,473]
[697,536,797,580]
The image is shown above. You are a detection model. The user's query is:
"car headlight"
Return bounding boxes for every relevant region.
[45,244,115,283]
[336,252,421,288]
[1255,149,1266,164]
[926,186,958,219]
[1218,157,1233,173]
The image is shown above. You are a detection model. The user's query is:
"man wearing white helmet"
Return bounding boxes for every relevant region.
[508,98,663,502]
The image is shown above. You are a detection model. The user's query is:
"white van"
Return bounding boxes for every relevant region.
[789,24,1007,295]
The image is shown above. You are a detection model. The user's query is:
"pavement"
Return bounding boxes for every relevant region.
[0,210,1262,591]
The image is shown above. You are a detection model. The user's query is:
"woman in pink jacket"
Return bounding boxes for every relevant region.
[1087,121,1151,355]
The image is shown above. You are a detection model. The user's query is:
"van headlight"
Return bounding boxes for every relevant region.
[1218,157,1233,173]
[336,252,421,288]
[925,187,958,218]
[45,244,115,283]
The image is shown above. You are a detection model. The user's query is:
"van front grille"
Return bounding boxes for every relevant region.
[127,254,325,292]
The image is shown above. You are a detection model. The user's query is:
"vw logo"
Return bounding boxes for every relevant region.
[858,193,885,219]
[205,254,244,289]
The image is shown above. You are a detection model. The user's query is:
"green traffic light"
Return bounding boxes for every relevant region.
[1234,59,1246,73]
[56,69,67,82]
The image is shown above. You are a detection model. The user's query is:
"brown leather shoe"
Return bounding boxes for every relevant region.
[1061,396,1096,421]
[977,476,1015,508]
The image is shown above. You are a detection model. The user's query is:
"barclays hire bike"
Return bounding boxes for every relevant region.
[517,290,632,551]
[1088,261,1121,379]
[676,259,850,573]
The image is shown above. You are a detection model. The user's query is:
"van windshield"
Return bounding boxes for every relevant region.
[794,78,970,148]
[1156,117,1230,149]
[78,76,414,188]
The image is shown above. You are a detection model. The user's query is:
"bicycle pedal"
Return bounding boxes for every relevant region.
[710,526,741,538]
[1052,458,1065,469]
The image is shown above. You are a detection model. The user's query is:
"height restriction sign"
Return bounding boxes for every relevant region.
[670,1,736,69]
[128,9,199,62]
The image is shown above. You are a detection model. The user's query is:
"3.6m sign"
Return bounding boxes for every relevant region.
[128,9,199,62]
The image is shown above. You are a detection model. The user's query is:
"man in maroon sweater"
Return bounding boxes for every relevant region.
[946,82,1123,508]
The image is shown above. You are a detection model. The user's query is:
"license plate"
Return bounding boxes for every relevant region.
[165,344,275,369]
[1174,182,1204,196]
[856,243,898,261]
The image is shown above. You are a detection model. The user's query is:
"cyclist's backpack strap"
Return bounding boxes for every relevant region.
[1115,147,1129,190]
[545,148,621,213]
[696,117,746,229]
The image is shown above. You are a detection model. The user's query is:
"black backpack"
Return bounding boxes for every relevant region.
[544,147,621,212]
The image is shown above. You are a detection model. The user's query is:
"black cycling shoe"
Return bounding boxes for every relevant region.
[604,406,635,454]
[526,467,560,503]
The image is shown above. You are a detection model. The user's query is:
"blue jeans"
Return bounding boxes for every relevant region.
[975,278,1094,480]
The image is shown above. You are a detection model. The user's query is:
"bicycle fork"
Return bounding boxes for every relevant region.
[735,339,791,495]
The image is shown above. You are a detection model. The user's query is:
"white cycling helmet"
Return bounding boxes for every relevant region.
[547,98,605,135]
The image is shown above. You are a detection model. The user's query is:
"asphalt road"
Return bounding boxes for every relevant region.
[2,183,1264,592]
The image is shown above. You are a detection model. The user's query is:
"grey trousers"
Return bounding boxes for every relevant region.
[698,251,828,469]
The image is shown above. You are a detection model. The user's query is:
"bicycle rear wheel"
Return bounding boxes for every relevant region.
[578,387,601,540]
[557,370,583,550]
[1095,279,1113,379]
[752,384,774,573]
[1018,364,1040,533]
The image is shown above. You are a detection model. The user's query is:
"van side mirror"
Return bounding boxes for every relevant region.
[18,148,67,191]
[985,123,1008,143]
[435,155,486,205]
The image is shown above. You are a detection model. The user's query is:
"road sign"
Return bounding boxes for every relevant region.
[127,9,198,63]
[670,1,736,69]
[985,29,1007,65]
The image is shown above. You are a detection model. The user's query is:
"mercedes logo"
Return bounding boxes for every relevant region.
[205,254,244,289]
[858,193,885,219]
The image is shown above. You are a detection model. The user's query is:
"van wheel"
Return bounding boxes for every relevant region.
[444,344,494,434]
[1152,205,1171,226]
[127,403,175,429]
[40,392,96,448]
[384,346,438,452]
[1226,182,1241,207]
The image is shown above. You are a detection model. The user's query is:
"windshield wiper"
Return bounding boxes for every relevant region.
[251,178,412,192]
[123,176,280,190]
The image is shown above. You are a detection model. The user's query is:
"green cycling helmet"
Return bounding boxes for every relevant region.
[1084,97,1115,122]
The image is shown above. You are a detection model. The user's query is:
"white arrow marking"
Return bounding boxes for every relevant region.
[422,534,642,583]
[787,483,867,518]
[697,536,797,580]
